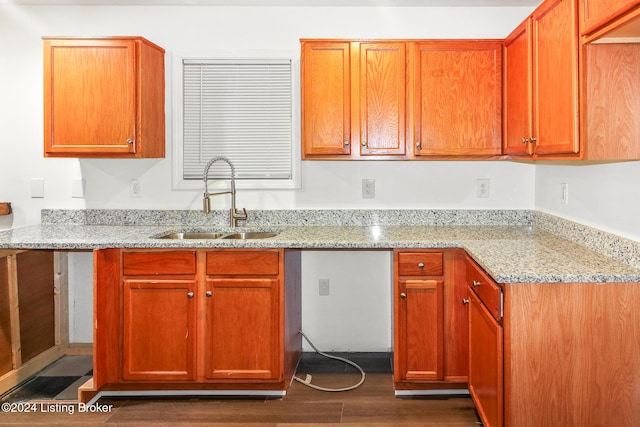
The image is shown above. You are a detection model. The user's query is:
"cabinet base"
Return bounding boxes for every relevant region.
[84,388,286,406]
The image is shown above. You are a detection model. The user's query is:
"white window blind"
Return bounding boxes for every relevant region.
[182,58,293,180]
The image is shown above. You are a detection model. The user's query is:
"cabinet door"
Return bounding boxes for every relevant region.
[204,278,281,381]
[468,289,503,427]
[43,39,137,156]
[414,41,502,156]
[581,0,640,34]
[122,279,197,381]
[504,19,534,156]
[359,42,407,156]
[301,42,351,157]
[395,279,444,381]
[532,0,580,155]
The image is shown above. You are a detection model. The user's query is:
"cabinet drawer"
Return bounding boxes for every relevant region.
[206,251,280,276]
[123,251,197,276]
[397,252,443,276]
[466,258,502,321]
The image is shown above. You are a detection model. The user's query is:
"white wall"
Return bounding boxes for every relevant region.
[535,162,640,242]
[1,3,539,348]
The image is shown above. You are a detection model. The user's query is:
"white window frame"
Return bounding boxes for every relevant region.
[172,50,301,191]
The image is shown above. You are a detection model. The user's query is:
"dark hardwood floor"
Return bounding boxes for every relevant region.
[1,354,481,425]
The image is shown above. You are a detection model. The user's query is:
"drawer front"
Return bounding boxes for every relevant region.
[466,258,502,321]
[206,250,280,276]
[397,252,443,276]
[123,251,197,276]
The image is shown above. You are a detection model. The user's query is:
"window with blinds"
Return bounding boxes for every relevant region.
[181,58,294,183]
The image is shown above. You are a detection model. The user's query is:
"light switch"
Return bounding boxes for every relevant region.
[72,178,85,198]
[31,178,45,198]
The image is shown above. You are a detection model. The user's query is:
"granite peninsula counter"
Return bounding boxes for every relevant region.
[0,208,639,283]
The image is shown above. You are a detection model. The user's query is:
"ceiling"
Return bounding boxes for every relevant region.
[1,0,543,6]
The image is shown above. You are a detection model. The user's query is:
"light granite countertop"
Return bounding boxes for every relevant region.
[1,210,639,284]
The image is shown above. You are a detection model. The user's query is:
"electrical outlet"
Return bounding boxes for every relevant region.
[476,178,490,198]
[362,179,375,199]
[561,183,569,205]
[319,279,330,296]
[129,179,141,198]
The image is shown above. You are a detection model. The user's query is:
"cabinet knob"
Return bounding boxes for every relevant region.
[361,140,367,147]
[126,138,134,145]
[417,262,424,269]
[415,141,422,150]
[187,292,194,298]
[521,137,529,144]
[530,136,537,144]
[400,292,407,299]
[472,280,481,287]
[344,141,350,147]
[462,298,470,305]
[205,290,212,297]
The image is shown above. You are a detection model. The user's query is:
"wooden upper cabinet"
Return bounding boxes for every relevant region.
[533,0,580,156]
[43,37,165,158]
[504,20,534,156]
[414,41,503,157]
[580,0,640,35]
[359,42,408,156]
[504,0,580,158]
[301,41,351,158]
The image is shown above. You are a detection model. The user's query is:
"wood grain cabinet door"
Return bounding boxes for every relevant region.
[468,289,503,427]
[413,41,503,157]
[580,0,640,34]
[204,278,282,382]
[395,279,444,381]
[504,19,534,156]
[122,279,197,381]
[43,37,165,158]
[359,42,408,156]
[532,0,580,156]
[301,41,352,157]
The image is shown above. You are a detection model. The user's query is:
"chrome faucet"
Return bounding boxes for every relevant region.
[202,157,248,227]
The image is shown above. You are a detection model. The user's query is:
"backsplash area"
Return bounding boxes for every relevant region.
[41,208,640,269]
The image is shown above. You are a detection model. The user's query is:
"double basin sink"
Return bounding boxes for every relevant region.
[156,231,279,240]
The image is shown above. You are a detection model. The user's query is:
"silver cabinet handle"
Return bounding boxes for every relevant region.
[361,140,367,147]
[530,136,537,144]
[417,262,424,269]
[521,137,529,144]
[205,290,212,297]
[400,292,407,299]
[472,280,481,287]
[344,141,350,147]
[187,292,194,298]
[462,298,470,305]
[126,138,134,144]
[416,141,422,150]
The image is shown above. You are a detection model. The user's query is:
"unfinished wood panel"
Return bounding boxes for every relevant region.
[583,43,640,159]
[301,41,351,157]
[414,41,503,156]
[283,250,302,387]
[504,282,640,427]
[0,256,12,375]
[359,42,407,156]
[16,251,55,364]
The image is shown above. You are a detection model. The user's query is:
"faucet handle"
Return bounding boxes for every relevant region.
[233,207,248,220]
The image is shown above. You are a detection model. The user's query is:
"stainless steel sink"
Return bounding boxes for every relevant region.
[158,232,226,240]
[155,231,279,240]
[221,232,279,240]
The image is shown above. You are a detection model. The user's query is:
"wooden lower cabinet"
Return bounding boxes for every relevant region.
[394,249,468,389]
[92,248,301,397]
